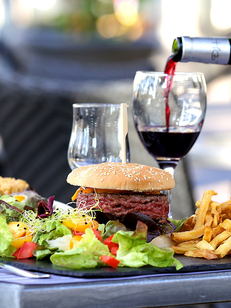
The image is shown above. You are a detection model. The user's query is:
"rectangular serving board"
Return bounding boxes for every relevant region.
[1,256,231,278]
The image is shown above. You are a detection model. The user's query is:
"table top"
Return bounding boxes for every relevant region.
[1,267,231,308]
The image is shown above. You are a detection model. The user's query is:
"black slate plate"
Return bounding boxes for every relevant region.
[1,256,231,278]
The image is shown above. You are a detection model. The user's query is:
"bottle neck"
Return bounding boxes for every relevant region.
[228,39,231,65]
[172,36,231,65]
[172,37,182,62]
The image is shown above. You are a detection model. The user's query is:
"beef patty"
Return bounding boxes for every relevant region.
[76,191,169,223]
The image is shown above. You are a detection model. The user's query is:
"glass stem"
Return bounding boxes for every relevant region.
[161,166,175,219]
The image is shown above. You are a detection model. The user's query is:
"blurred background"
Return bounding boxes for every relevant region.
[0,0,230,221]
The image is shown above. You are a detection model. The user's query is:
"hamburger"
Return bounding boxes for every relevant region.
[67,162,175,239]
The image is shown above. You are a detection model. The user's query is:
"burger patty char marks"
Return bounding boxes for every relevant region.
[76,191,169,223]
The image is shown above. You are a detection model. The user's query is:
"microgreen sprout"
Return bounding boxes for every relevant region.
[20,201,100,234]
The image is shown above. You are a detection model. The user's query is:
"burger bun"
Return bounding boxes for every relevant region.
[67,162,175,192]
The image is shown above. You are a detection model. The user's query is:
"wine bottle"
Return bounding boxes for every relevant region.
[172,36,231,65]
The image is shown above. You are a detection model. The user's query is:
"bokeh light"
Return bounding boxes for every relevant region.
[18,0,57,11]
[6,0,145,42]
[210,0,231,31]
[114,0,139,26]
[96,14,121,38]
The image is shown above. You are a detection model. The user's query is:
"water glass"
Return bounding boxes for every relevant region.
[67,103,130,169]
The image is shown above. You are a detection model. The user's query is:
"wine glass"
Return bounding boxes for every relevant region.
[67,103,130,169]
[132,71,207,217]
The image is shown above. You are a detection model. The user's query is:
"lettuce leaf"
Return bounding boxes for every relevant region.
[169,217,188,232]
[0,213,16,257]
[50,229,110,269]
[0,195,24,211]
[102,220,127,240]
[36,249,54,260]
[113,229,183,270]
[35,247,59,260]
[78,228,110,256]
[50,226,182,270]
[47,234,72,251]
[0,195,24,223]
[11,190,48,210]
[33,220,72,246]
[51,247,100,269]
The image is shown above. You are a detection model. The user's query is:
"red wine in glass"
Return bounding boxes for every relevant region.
[132,66,207,217]
[137,127,200,170]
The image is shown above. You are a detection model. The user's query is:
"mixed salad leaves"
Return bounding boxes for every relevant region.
[0,193,184,270]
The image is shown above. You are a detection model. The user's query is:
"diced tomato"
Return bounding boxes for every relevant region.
[100,255,120,268]
[72,230,85,236]
[17,242,38,259]
[103,235,114,248]
[12,248,20,258]
[92,229,103,242]
[103,235,119,252]
[110,246,119,256]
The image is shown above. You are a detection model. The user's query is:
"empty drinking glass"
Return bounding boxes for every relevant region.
[67,103,130,169]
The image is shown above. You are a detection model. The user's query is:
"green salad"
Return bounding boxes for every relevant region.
[0,194,183,270]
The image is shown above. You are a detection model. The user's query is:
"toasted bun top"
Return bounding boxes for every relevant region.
[67,162,175,192]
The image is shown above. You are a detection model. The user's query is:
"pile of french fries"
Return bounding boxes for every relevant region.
[171,190,231,260]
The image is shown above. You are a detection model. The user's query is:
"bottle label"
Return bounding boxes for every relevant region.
[181,37,230,64]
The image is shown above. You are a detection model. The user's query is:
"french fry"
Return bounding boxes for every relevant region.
[195,200,201,208]
[212,213,219,228]
[171,225,205,243]
[208,230,231,250]
[171,240,200,254]
[194,190,217,230]
[203,226,213,242]
[185,250,219,260]
[210,201,221,214]
[211,225,225,239]
[219,219,231,231]
[221,200,231,219]
[196,240,214,251]
[205,213,213,227]
[170,190,231,260]
[179,215,196,232]
[215,236,231,258]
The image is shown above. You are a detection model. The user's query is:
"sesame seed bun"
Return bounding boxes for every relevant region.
[66,162,175,192]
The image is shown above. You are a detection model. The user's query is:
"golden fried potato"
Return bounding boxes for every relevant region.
[205,213,213,227]
[210,230,231,250]
[196,240,214,251]
[215,236,231,258]
[171,240,200,254]
[202,226,213,242]
[219,219,231,231]
[211,225,225,239]
[178,215,196,232]
[194,190,217,230]
[171,190,231,260]
[171,225,205,243]
[184,249,219,260]
[221,200,231,219]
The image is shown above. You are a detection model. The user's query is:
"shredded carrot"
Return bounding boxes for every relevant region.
[71,187,94,201]
[71,187,160,201]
